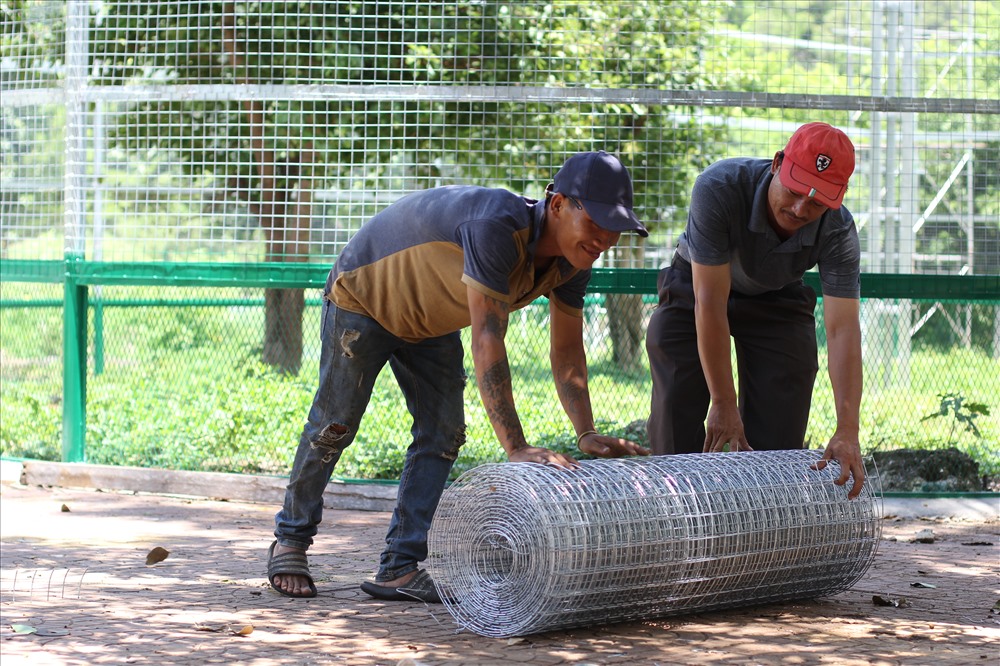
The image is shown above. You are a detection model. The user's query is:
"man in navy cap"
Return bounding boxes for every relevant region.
[268,151,651,600]
[645,122,866,500]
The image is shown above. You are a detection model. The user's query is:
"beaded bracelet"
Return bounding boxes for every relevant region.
[576,429,598,446]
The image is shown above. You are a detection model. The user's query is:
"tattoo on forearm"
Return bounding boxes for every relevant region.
[481,358,526,450]
[557,378,587,418]
[553,361,588,418]
[482,297,509,339]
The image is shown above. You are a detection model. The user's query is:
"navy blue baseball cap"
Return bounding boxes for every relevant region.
[553,151,648,237]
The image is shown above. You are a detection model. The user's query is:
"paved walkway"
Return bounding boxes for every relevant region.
[1,478,997,665]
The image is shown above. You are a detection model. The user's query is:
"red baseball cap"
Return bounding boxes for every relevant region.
[780,122,856,209]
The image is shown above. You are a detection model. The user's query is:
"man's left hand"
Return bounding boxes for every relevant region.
[578,433,651,458]
[813,432,866,499]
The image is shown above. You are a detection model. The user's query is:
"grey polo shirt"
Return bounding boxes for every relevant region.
[675,157,861,299]
[326,185,590,342]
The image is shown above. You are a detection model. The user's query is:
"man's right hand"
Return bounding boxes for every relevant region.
[508,446,580,469]
[703,401,753,453]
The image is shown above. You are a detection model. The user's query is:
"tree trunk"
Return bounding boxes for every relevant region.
[602,121,652,375]
[605,242,647,375]
[223,6,311,375]
[263,288,304,375]
[260,145,314,375]
[607,291,645,374]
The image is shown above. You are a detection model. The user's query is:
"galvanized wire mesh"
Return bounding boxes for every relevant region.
[427,450,882,638]
[2,0,998,477]
[4,1,998,268]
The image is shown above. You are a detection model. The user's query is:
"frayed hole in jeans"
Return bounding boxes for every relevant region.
[310,422,349,463]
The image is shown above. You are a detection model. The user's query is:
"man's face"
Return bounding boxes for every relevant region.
[554,194,621,269]
[767,160,830,239]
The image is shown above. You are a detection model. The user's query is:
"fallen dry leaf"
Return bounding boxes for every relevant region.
[60,504,70,512]
[145,546,170,565]
[195,623,227,633]
[194,623,253,636]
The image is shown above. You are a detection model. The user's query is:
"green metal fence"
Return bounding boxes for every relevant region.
[2,259,998,487]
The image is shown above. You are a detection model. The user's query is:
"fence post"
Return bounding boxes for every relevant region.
[61,0,89,462]
[62,277,88,462]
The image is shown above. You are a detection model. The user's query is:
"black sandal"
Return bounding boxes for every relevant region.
[360,569,441,603]
[267,541,318,598]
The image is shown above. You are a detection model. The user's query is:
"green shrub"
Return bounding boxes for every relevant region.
[1,293,998,481]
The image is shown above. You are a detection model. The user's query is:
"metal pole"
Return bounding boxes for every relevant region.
[963,0,975,348]
[884,2,898,274]
[897,0,916,386]
[93,101,105,375]
[867,4,884,273]
[994,307,1000,361]
[62,0,89,462]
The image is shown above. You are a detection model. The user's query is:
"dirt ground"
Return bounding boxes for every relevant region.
[1,479,997,666]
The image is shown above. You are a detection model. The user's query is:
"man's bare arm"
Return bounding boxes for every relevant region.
[691,260,751,452]
[815,295,865,499]
[467,286,579,467]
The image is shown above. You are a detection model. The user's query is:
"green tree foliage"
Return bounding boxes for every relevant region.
[71,1,733,373]
[3,1,996,360]
[82,1,728,222]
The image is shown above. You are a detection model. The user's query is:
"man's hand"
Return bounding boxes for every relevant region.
[578,432,650,458]
[508,446,580,469]
[812,431,865,499]
[703,401,753,453]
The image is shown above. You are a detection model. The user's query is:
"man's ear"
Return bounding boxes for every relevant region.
[771,150,784,173]
[548,191,566,215]
[771,150,785,174]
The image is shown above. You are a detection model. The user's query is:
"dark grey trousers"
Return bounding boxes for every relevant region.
[644,258,819,455]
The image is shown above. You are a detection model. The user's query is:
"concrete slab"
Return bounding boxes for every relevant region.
[882,496,999,521]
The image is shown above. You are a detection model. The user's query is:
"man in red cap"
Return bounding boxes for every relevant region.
[268,151,651,600]
[645,122,865,499]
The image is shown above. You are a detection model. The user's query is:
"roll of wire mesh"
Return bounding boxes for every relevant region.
[427,449,881,638]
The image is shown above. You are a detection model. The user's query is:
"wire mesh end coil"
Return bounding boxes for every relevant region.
[427,450,882,638]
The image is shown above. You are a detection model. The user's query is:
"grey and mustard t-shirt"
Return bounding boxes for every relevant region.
[327,185,589,342]
[675,157,861,299]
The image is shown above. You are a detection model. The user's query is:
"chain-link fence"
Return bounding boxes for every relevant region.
[2,1,998,491]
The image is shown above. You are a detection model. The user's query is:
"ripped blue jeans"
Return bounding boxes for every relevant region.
[274,300,467,581]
